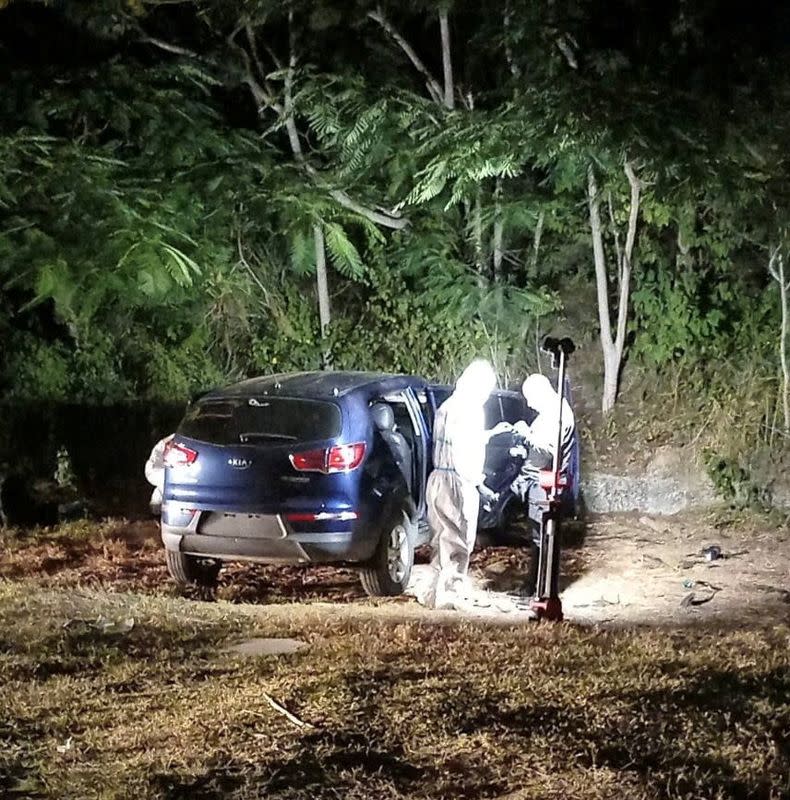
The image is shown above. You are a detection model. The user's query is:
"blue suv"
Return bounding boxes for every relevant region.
[161,371,544,596]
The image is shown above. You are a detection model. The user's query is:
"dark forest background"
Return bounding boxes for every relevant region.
[1,0,789,506]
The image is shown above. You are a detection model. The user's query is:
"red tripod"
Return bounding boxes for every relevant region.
[528,337,575,622]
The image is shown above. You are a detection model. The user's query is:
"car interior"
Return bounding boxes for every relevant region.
[371,394,423,509]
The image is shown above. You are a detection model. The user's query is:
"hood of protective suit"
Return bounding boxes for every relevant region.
[522,373,574,450]
[455,359,496,405]
[521,374,556,413]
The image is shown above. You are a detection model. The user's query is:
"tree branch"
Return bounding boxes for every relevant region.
[503,2,521,79]
[615,160,641,355]
[588,166,613,348]
[326,187,408,229]
[245,23,268,83]
[769,243,782,282]
[606,189,623,269]
[368,6,444,105]
[623,159,641,268]
[143,22,407,231]
[283,8,304,159]
[140,35,201,59]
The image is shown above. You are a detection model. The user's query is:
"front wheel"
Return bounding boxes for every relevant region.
[165,549,221,589]
[359,511,415,597]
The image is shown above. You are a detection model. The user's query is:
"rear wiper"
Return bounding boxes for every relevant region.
[239,432,297,443]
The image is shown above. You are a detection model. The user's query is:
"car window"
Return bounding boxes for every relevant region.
[483,396,503,427]
[499,394,527,424]
[178,398,342,445]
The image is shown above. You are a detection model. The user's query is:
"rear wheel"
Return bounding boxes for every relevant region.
[165,549,221,588]
[359,510,414,597]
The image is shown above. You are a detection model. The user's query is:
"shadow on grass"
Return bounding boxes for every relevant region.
[150,727,507,800]
[452,666,790,800]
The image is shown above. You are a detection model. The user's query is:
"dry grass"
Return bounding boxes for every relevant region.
[0,519,369,605]
[1,577,789,800]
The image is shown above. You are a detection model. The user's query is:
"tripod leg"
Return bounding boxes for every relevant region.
[530,511,564,621]
[534,511,550,598]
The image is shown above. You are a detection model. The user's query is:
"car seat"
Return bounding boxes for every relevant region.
[370,403,412,493]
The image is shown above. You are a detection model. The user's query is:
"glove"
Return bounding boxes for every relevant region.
[477,483,499,511]
[510,474,529,501]
[515,419,533,439]
[490,421,513,437]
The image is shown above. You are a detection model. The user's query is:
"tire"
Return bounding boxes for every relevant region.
[359,510,415,597]
[165,549,221,588]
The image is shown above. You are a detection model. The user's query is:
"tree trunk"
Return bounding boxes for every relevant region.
[781,261,790,433]
[769,246,790,433]
[492,178,504,281]
[473,190,484,279]
[287,15,332,361]
[588,167,618,415]
[602,351,620,416]
[314,224,331,367]
[530,210,545,273]
[588,163,641,415]
[439,11,454,110]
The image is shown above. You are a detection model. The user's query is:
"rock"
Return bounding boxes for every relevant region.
[581,446,718,516]
[225,638,308,657]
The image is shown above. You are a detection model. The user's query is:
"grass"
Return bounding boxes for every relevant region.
[1,578,789,800]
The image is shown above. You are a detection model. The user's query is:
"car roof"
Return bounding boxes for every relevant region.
[202,371,430,400]
[430,383,524,399]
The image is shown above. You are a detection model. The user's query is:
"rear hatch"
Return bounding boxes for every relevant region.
[165,396,346,512]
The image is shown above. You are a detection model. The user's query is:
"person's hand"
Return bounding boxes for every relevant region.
[513,420,532,442]
[510,475,529,500]
[509,444,528,458]
[477,483,499,510]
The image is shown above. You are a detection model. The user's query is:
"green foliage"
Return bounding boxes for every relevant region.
[0,0,788,498]
[324,222,364,279]
[703,452,770,510]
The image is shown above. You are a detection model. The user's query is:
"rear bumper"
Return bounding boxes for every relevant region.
[160,507,376,564]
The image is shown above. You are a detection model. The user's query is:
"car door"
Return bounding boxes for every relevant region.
[378,387,429,517]
[424,386,451,471]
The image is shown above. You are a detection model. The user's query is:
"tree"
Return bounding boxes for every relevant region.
[588,160,642,415]
[136,2,407,362]
[768,244,790,433]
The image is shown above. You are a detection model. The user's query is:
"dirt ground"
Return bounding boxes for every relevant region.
[1,510,788,627]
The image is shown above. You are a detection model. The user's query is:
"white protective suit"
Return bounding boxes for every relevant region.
[515,374,575,475]
[145,434,174,510]
[512,374,576,549]
[423,360,509,609]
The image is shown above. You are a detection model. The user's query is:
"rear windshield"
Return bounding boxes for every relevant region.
[178,397,342,445]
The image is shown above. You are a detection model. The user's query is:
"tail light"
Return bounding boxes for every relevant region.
[163,440,198,467]
[539,470,568,491]
[285,511,358,522]
[327,443,366,472]
[290,443,366,474]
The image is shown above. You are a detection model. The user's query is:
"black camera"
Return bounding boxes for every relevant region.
[541,336,575,368]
